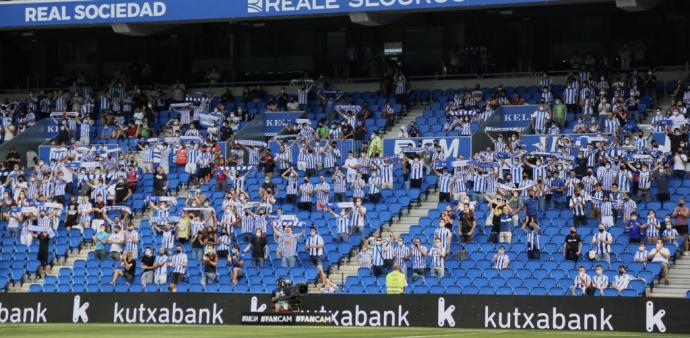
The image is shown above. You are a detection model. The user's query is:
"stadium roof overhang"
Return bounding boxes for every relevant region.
[0,0,661,33]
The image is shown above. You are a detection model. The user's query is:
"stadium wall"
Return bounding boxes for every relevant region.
[3,69,687,100]
[0,293,687,333]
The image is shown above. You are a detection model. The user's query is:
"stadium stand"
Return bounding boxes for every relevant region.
[0,39,689,301]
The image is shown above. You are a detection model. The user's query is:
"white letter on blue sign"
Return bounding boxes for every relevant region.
[25,7,37,22]
[154,2,166,16]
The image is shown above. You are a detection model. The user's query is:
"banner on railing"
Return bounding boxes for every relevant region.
[264,111,303,136]
[268,139,354,167]
[198,113,223,128]
[382,137,472,159]
[500,105,538,128]
[521,133,669,154]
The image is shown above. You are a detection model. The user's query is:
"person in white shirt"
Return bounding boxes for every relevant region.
[592,264,609,295]
[108,225,125,260]
[572,266,593,296]
[633,243,648,265]
[612,265,641,294]
[669,109,686,127]
[672,148,687,179]
[648,239,671,285]
[358,243,372,268]
[491,246,510,270]
[343,152,358,184]
[592,224,613,265]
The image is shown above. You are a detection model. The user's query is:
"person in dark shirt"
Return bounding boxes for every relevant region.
[228,245,245,285]
[244,229,268,268]
[458,204,476,244]
[340,121,353,139]
[153,166,167,196]
[625,213,643,243]
[563,226,583,263]
[654,165,671,208]
[276,87,289,111]
[5,147,21,167]
[140,247,156,286]
[260,151,275,175]
[668,128,688,154]
[114,177,132,205]
[220,121,234,141]
[35,232,50,275]
[112,252,136,285]
[260,176,276,195]
[202,245,218,286]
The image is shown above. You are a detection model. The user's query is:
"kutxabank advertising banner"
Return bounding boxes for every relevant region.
[0,0,555,28]
[0,293,688,333]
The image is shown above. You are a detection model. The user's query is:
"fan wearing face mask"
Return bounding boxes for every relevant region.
[591,224,612,265]
[671,196,688,253]
[648,239,671,285]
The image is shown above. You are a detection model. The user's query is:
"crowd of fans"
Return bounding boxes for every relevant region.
[0,66,689,295]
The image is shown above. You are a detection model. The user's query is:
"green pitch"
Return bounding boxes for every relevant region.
[0,324,685,338]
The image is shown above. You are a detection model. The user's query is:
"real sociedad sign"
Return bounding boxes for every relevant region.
[0,0,554,28]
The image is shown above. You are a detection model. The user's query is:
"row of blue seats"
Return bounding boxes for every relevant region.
[346,272,647,292]
[345,284,640,297]
[30,283,271,293]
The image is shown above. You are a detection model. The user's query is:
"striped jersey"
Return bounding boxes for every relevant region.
[393,244,409,266]
[171,252,188,273]
[280,233,301,257]
[154,255,168,279]
[333,174,346,193]
[371,244,384,266]
[315,182,330,203]
[593,231,612,254]
[438,173,452,193]
[299,182,314,203]
[125,229,139,253]
[494,253,509,270]
[410,245,427,269]
[334,214,350,234]
[434,227,451,250]
[429,246,445,268]
[526,230,540,251]
[306,234,324,256]
[368,176,382,195]
[410,160,423,179]
[646,217,659,238]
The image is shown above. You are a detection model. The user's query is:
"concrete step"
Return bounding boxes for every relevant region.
[666,278,690,284]
[666,271,690,277]
[673,260,690,266]
[648,292,687,298]
[329,188,438,289]
[382,107,425,139]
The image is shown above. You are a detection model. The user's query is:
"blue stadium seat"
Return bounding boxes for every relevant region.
[530,287,547,296]
[462,286,478,295]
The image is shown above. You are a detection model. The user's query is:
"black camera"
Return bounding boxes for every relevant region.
[275,278,308,312]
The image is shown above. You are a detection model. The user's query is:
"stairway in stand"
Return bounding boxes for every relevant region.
[647,256,690,298]
[325,192,440,291]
